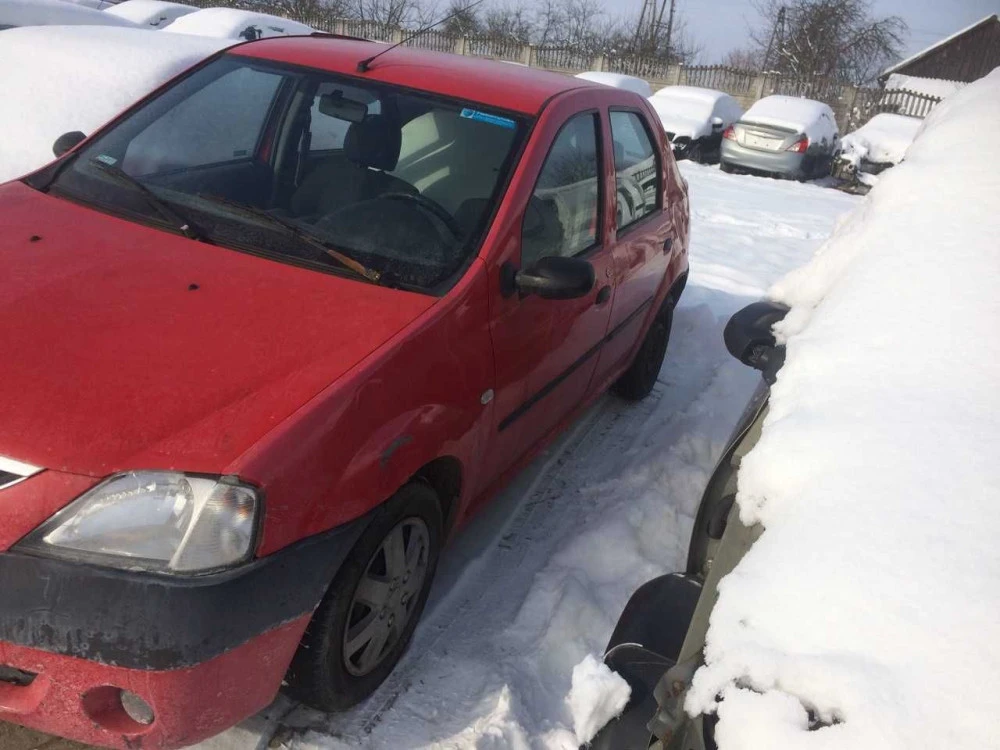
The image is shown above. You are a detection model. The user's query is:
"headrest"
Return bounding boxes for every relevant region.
[345,115,401,172]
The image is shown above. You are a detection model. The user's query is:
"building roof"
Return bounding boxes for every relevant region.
[882,14,999,78]
[231,35,591,115]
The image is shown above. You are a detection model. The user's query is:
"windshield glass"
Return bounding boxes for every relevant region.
[44,55,527,291]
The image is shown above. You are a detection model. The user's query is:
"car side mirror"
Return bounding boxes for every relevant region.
[53,131,86,157]
[710,117,724,130]
[723,301,790,379]
[514,256,595,300]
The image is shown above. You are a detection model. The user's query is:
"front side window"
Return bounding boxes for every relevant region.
[610,110,660,231]
[42,56,527,292]
[521,113,601,267]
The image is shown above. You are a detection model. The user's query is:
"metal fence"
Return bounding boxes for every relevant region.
[680,65,756,95]
[871,88,942,118]
[534,45,594,72]
[607,54,671,80]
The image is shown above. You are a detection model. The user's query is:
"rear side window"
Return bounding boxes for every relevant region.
[124,66,282,174]
[522,113,601,267]
[610,111,660,231]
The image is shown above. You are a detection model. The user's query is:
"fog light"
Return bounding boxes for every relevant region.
[121,690,155,726]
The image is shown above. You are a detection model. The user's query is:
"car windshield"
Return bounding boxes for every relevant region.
[43,55,528,291]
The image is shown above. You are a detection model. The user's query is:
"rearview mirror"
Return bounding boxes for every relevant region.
[723,301,790,378]
[710,116,724,130]
[53,131,86,157]
[515,256,595,300]
[317,92,367,123]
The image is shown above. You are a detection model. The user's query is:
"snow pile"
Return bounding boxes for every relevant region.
[741,95,837,141]
[576,72,653,98]
[840,112,921,167]
[0,0,136,27]
[0,25,229,183]
[104,0,198,29]
[566,655,631,744]
[648,86,742,140]
[164,7,314,39]
[688,69,1000,750]
[885,73,965,100]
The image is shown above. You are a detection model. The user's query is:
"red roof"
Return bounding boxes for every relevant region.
[231,36,592,115]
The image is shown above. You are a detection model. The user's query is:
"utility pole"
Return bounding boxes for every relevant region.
[763,5,786,71]
[634,0,674,57]
[663,0,676,60]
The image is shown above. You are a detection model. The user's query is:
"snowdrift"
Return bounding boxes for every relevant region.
[688,69,1000,750]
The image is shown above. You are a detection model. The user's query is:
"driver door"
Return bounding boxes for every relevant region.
[479,96,618,497]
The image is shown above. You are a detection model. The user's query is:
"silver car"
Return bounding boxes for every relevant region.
[720,95,839,180]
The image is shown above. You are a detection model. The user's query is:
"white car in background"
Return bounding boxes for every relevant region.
[104,0,197,29]
[648,85,743,163]
[721,95,840,180]
[837,112,922,187]
[575,71,654,98]
[0,25,229,183]
[163,7,314,40]
[0,0,135,30]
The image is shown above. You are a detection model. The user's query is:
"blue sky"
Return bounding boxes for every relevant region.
[600,0,1000,63]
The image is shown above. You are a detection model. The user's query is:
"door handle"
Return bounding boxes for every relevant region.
[595,285,611,305]
[663,237,673,254]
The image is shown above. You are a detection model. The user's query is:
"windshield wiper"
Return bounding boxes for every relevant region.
[196,194,382,284]
[89,160,203,241]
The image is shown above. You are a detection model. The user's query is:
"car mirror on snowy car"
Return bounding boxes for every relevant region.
[724,301,790,381]
[53,131,86,157]
[514,256,595,300]
[711,117,724,130]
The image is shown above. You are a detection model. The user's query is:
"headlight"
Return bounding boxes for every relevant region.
[17,471,259,574]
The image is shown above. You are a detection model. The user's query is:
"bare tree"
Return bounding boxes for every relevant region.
[721,46,761,69]
[484,1,532,41]
[751,0,905,84]
[442,0,481,35]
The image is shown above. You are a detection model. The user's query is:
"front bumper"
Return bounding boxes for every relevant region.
[721,140,805,176]
[0,515,370,748]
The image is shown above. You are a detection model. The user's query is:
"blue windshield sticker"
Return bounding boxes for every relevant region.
[460,108,516,130]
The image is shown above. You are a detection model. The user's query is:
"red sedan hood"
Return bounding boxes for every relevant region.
[0,184,434,476]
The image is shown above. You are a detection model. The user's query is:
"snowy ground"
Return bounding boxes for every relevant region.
[2,163,859,750]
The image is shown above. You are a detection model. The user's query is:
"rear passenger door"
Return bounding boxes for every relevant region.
[594,107,675,387]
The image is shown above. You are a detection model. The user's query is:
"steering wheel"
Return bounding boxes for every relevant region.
[381,192,463,239]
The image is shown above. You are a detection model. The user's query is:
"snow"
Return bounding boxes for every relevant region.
[741,95,838,141]
[575,72,653,98]
[0,25,229,183]
[687,68,1000,750]
[0,0,137,27]
[841,112,921,167]
[178,167,855,750]
[163,7,314,39]
[104,0,198,29]
[565,655,631,745]
[885,73,966,100]
[648,86,743,140]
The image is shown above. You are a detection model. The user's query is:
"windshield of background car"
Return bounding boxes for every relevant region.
[45,55,528,291]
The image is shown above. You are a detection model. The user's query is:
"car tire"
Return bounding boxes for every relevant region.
[284,482,443,712]
[720,161,734,173]
[687,142,703,164]
[612,303,673,401]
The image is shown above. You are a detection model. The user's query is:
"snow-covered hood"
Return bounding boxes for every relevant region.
[0,183,433,477]
[656,113,710,141]
[841,114,922,166]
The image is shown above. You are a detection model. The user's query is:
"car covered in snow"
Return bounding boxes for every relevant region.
[0,0,136,30]
[162,6,314,40]
[647,85,743,163]
[103,0,197,29]
[721,95,840,179]
[0,36,688,749]
[835,112,922,187]
[576,71,654,98]
[0,25,230,183]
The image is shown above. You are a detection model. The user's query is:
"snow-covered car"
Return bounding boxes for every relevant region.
[104,0,197,29]
[836,112,922,186]
[590,69,1000,750]
[647,85,743,163]
[0,0,136,30]
[721,95,839,179]
[575,71,653,98]
[163,7,314,40]
[0,25,230,183]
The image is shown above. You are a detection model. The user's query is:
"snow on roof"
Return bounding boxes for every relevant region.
[0,0,137,27]
[688,67,1000,750]
[741,95,837,140]
[575,71,653,98]
[163,7,314,39]
[104,0,197,28]
[651,85,729,104]
[841,113,922,165]
[882,14,999,77]
[885,73,966,100]
[0,25,229,183]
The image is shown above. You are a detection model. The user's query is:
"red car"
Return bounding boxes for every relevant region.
[0,36,689,748]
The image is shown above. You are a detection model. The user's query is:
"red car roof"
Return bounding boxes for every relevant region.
[230,36,593,115]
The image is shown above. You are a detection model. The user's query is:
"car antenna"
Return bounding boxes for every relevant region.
[356,0,488,73]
